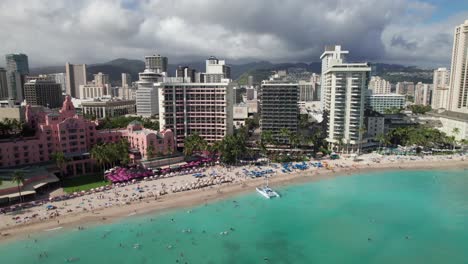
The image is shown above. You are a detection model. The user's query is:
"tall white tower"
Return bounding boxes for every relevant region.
[447,20,468,114]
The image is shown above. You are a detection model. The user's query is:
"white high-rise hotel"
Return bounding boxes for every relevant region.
[321,45,370,151]
[432,67,450,109]
[369,76,391,94]
[447,20,468,114]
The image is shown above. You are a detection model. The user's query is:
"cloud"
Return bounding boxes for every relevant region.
[0,0,463,67]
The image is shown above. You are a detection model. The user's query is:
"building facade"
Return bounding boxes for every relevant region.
[176,66,196,82]
[414,82,432,106]
[205,56,231,79]
[366,94,406,114]
[447,20,468,114]
[260,80,298,144]
[159,82,233,147]
[321,46,370,150]
[0,97,174,174]
[432,67,450,109]
[396,81,415,97]
[0,68,8,99]
[47,73,67,93]
[369,76,391,94]
[79,83,109,99]
[23,78,63,108]
[65,63,87,98]
[81,98,136,119]
[93,72,110,86]
[5,53,29,102]
[145,54,168,73]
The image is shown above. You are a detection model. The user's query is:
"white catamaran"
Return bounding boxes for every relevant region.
[256,177,280,199]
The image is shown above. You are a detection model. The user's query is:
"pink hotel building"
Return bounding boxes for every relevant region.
[0,96,174,175]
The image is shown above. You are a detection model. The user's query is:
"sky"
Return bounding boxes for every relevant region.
[0,0,467,68]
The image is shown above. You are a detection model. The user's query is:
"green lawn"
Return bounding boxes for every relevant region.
[62,174,110,193]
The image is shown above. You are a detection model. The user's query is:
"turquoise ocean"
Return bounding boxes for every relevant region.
[1,169,467,264]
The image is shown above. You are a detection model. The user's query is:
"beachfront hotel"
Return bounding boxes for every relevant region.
[158,81,234,147]
[0,96,174,175]
[447,20,468,114]
[321,45,370,151]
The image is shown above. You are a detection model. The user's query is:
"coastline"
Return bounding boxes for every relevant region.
[0,158,466,244]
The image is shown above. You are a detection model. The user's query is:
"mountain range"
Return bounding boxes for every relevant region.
[29,59,434,85]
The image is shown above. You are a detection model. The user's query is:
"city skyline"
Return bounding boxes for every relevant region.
[0,0,467,68]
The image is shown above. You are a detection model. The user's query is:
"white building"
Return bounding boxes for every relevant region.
[81,98,136,119]
[421,110,468,141]
[432,68,450,109]
[121,73,133,100]
[158,81,233,146]
[447,20,468,114]
[233,103,248,128]
[321,46,370,150]
[93,72,110,86]
[79,83,109,99]
[136,85,159,117]
[366,94,406,114]
[205,56,231,79]
[369,76,391,94]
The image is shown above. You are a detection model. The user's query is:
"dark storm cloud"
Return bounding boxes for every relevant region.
[0,0,465,67]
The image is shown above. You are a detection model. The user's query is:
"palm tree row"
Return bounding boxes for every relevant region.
[90,139,130,172]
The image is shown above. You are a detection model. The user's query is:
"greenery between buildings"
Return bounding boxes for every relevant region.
[95,116,159,130]
[62,174,110,193]
[90,140,130,172]
[0,118,36,139]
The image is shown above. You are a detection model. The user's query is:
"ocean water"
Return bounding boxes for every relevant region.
[1,169,468,264]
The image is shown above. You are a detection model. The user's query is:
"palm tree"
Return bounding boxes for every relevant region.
[375,133,386,153]
[51,151,67,178]
[279,128,291,145]
[91,145,105,172]
[146,145,154,160]
[12,170,25,203]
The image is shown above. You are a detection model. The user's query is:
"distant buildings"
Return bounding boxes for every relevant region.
[121,73,133,100]
[81,98,136,119]
[366,94,406,114]
[65,63,87,98]
[396,81,415,97]
[233,103,248,128]
[47,73,67,93]
[369,76,391,94]
[414,82,432,106]
[176,66,196,82]
[447,20,468,114]
[260,80,298,144]
[23,76,63,108]
[136,85,159,117]
[145,54,168,73]
[431,67,450,110]
[5,53,29,102]
[0,68,8,99]
[203,56,231,83]
[298,74,320,102]
[321,45,370,151]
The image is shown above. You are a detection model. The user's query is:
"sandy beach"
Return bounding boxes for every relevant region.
[0,154,467,243]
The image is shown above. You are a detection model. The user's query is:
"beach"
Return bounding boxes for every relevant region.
[1,153,467,243]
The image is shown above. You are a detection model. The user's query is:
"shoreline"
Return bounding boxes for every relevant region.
[0,158,467,244]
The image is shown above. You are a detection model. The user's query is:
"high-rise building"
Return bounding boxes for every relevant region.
[321,46,370,151]
[369,76,391,94]
[136,85,159,117]
[447,20,468,114]
[176,66,196,82]
[298,80,315,102]
[93,72,110,86]
[414,82,432,106]
[159,82,234,146]
[204,56,231,83]
[145,54,168,73]
[47,73,67,93]
[79,83,108,99]
[23,77,63,108]
[5,53,29,102]
[260,80,299,144]
[0,68,8,99]
[121,73,132,99]
[65,63,87,98]
[432,67,450,109]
